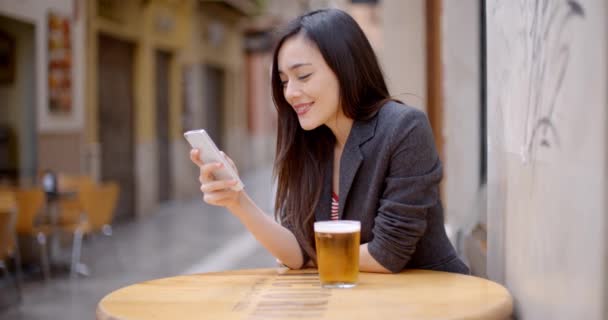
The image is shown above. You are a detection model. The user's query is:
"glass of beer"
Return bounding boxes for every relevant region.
[314,220,361,288]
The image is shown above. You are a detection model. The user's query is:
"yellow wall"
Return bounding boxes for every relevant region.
[190,4,248,168]
[84,0,250,207]
[86,0,192,146]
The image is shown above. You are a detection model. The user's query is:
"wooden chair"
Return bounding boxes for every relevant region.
[57,201,89,278]
[57,174,94,225]
[57,180,120,278]
[14,188,52,280]
[0,191,21,300]
[59,175,118,277]
[58,174,94,194]
[80,182,120,236]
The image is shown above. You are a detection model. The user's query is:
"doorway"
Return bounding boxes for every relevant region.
[97,34,135,221]
[155,50,172,203]
[202,65,225,148]
[0,15,36,186]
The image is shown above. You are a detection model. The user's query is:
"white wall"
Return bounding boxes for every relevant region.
[441,0,482,242]
[487,1,607,318]
[0,0,84,133]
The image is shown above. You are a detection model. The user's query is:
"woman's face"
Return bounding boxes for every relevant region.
[278,34,342,131]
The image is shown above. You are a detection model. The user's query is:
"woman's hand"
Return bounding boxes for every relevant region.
[190,149,305,270]
[190,149,243,211]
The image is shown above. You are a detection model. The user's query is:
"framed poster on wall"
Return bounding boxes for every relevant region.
[47,12,72,115]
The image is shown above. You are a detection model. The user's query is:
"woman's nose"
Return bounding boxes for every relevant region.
[284,81,302,102]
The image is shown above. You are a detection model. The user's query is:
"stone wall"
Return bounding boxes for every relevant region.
[487,1,607,318]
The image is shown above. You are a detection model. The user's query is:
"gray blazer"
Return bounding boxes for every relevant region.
[307,101,469,274]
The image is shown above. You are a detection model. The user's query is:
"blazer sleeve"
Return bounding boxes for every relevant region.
[367,109,442,273]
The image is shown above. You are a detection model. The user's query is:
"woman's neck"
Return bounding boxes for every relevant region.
[325,112,354,149]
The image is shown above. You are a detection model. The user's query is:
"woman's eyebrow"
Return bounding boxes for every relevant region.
[278,63,312,73]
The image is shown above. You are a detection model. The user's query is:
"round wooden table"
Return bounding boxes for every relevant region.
[97,268,513,320]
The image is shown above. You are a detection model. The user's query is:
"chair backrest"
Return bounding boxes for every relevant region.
[0,190,16,212]
[0,191,17,260]
[58,174,94,193]
[0,185,16,192]
[79,182,119,232]
[14,188,46,234]
[57,175,94,224]
[58,194,84,225]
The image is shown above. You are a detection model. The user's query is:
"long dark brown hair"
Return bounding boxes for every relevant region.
[272,8,391,263]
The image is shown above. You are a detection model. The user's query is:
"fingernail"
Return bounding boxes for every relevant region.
[217,163,223,168]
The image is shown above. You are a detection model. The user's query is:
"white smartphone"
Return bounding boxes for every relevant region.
[184,129,244,191]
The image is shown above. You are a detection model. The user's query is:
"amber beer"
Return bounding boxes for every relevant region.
[314,220,361,288]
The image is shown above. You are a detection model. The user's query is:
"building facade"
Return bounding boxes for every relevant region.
[0,0,86,187]
[0,0,263,219]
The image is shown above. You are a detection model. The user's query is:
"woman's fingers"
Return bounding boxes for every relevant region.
[190,149,204,166]
[220,151,238,174]
[202,189,237,205]
[200,180,238,193]
[191,148,242,208]
[199,162,223,183]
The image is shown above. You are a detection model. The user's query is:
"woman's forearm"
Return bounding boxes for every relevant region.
[359,243,391,273]
[229,193,305,269]
[228,192,389,272]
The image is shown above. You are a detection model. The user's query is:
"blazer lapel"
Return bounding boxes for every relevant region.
[314,150,334,222]
[338,114,378,219]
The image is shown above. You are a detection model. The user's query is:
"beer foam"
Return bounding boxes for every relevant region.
[314,221,360,233]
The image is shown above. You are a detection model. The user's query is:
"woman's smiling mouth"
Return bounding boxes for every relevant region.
[293,102,314,115]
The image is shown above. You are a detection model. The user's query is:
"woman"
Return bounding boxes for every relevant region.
[190,8,469,274]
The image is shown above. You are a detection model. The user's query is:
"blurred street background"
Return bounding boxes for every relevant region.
[1,0,607,319]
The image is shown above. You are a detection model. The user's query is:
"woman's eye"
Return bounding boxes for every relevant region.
[298,73,312,81]
[280,73,311,88]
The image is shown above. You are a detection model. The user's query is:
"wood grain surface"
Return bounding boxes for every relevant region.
[97,268,512,320]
